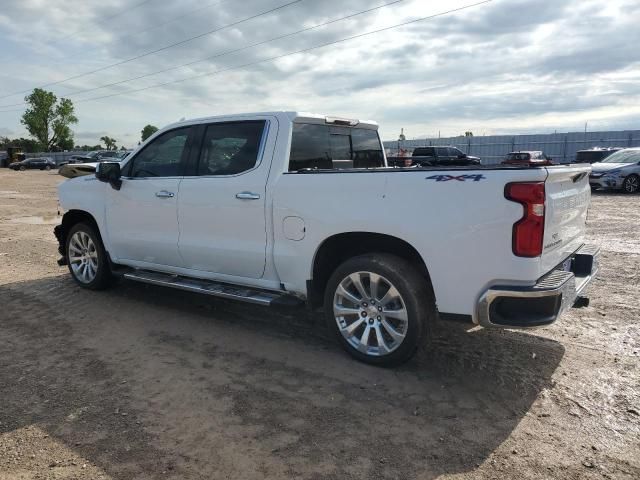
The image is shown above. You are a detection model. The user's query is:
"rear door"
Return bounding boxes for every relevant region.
[435,147,451,164]
[541,165,592,273]
[177,118,276,279]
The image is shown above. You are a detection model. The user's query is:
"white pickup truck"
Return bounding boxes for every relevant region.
[55,112,599,365]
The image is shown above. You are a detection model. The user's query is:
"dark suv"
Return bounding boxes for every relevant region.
[389,146,480,167]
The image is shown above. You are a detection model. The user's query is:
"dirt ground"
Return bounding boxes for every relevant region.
[0,169,638,480]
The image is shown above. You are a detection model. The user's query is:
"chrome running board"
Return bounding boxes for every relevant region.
[123,270,303,307]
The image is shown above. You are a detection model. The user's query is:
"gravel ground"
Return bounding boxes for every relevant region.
[0,169,638,480]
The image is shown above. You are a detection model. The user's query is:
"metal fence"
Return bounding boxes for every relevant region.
[383,129,640,165]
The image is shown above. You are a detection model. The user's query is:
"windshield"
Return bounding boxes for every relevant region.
[601,150,640,164]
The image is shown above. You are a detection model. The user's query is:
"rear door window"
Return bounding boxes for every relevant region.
[289,123,383,171]
[435,147,450,159]
[196,121,266,176]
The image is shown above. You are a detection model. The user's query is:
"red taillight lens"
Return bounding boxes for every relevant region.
[505,182,545,257]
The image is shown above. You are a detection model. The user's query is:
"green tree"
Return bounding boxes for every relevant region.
[20,88,77,151]
[100,135,117,150]
[464,131,474,137]
[141,124,158,142]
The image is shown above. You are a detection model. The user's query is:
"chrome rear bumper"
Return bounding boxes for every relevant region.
[475,244,600,328]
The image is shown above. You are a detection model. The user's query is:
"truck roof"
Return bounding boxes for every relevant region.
[162,111,379,131]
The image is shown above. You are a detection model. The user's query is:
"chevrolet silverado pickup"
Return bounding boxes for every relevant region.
[54,112,599,366]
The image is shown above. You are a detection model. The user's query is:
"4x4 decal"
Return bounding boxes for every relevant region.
[426,174,486,182]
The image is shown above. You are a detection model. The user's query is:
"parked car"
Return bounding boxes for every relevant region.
[9,157,56,171]
[388,146,480,167]
[575,147,622,164]
[589,147,640,193]
[502,151,553,166]
[54,112,599,366]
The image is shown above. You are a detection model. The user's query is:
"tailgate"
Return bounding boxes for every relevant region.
[541,164,592,273]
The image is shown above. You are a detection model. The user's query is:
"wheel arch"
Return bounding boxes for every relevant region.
[308,232,434,308]
[55,210,102,258]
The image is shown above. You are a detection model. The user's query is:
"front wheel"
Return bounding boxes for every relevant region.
[66,222,114,290]
[622,175,639,194]
[324,254,435,366]
[45,165,51,170]
[19,165,26,171]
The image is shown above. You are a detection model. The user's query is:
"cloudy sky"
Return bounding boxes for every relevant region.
[0,0,638,148]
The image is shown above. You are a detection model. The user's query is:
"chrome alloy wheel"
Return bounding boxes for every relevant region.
[624,175,639,193]
[333,271,408,356]
[68,231,99,284]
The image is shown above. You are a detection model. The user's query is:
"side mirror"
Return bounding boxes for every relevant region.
[96,162,122,190]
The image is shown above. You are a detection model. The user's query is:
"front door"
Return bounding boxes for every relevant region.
[178,119,274,279]
[106,126,195,267]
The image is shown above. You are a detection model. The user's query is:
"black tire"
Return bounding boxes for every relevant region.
[65,222,115,290]
[19,165,26,171]
[323,253,435,366]
[622,174,639,194]
[45,165,51,171]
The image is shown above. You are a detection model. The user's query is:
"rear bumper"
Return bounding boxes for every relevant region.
[475,244,600,328]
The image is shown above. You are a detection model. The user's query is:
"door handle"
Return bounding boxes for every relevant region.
[155,190,175,198]
[235,192,260,200]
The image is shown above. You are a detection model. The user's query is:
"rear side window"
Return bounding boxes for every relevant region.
[436,147,449,157]
[197,121,265,176]
[289,124,383,171]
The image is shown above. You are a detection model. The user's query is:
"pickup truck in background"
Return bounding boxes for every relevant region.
[388,146,481,168]
[54,112,599,366]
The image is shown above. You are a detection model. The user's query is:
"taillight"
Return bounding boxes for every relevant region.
[505,182,545,257]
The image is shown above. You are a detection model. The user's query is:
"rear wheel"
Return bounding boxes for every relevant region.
[66,222,114,290]
[622,174,639,194]
[324,254,434,366]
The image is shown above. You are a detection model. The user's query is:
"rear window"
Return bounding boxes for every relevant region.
[289,123,384,171]
[505,153,531,161]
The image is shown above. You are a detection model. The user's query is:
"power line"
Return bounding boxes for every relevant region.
[53,0,409,100]
[0,0,491,113]
[0,0,307,100]
[73,1,492,104]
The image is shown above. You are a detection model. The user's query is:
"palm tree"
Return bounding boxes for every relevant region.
[100,136,117,150]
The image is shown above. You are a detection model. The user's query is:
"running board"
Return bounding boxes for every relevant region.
[123,270,303,307]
